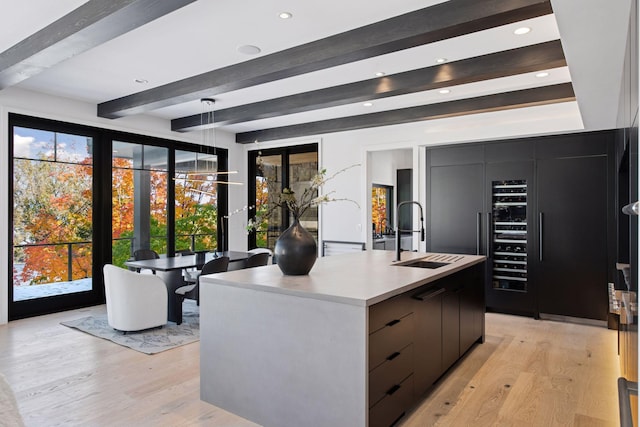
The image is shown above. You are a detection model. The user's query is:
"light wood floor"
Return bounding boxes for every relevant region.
[0,307,620,426]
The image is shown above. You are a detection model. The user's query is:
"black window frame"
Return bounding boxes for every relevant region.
[8,113,228,320]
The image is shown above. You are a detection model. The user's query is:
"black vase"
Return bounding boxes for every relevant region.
[274,219,317,275]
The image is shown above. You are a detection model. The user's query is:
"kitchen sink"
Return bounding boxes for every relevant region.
[396,260,449,269]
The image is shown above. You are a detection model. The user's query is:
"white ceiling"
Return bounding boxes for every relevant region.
[0,0,634,140]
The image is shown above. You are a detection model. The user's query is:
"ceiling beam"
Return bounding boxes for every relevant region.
[171,40,566,132]
[98,0,553,119]
[235,83,576,144]
[0,0,197,89]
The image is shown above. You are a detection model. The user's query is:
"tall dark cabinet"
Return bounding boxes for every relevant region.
[427,145,484,255]
[426,131,616,320]
[397,169,413,232]
[535,138,612,320]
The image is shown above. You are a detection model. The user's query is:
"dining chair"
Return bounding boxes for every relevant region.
[174,256,229,325]
[245,252,270,268]
[248,247,274,264]
[176,248,196,281]
[132,249,159,274]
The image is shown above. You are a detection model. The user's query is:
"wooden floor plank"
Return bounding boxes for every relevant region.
[0,308,620,426]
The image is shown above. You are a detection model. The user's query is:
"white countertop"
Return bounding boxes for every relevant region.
[200,250,485,307]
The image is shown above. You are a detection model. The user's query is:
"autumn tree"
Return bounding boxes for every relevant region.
[14,138,221,285]
[13,157,93,285]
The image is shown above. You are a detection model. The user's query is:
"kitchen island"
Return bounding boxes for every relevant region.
[200,250,485,427]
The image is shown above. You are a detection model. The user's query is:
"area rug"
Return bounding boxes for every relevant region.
[61,301,199,355]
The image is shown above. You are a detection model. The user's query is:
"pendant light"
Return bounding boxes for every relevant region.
[175,98,242,195]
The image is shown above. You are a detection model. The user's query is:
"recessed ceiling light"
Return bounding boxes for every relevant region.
[535,72,550,78]
[514,27,531,35]
[363,102,373,107]
[134,78,148,84]
[279,12,292,19]
[439,89,450,94]
[435,58,447,64]
[375,72,386,77]
[237,45,262,55]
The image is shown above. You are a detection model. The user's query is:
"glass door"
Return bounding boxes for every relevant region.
[11,124,96,318]
[491,180,528,291]
[174,150,220,252]
[289,152,319,242]
[485,161,536,316]
[111,141,169,268]
[248,144,318,251]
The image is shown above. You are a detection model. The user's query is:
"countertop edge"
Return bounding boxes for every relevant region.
[366,256,486,306]
[201,252,486,308]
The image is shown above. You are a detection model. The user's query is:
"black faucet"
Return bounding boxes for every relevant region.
[395,201,425,262]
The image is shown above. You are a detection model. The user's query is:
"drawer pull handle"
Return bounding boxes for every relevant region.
[386,319,401,327]
[386,384,401,396]
[387,352,401,361]
[413,287,445,301]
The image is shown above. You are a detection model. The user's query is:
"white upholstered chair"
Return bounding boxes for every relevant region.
[103,264,168,333]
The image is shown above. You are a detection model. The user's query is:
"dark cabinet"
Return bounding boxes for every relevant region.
[397,169,413,231]
[441,290,460,369]
[427,144,484,256]
[426,131,615,320]
[368,264,485,426]
[441,263,485,371]
[428,163,484,255]
[368,294,415,427]
[536,155,609,320]
[412,286,443,396]
[459,265,485,353]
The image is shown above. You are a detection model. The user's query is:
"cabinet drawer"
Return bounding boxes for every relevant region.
[369,374,414,427]
[369,313,414,370]
[369,343,413,408]
[369,295,412,333]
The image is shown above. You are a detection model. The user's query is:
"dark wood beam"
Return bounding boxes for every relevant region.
[99,0,553,119]
[172,40,566,132]
[235,83,575,144]
[0,0,197,89]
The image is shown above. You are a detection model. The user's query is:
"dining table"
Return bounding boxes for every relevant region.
[124,250,250,322]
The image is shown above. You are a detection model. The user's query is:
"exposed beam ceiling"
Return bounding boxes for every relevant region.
[235,83,575,143]
[172,40,566,132]
[0,0,197,89]
[2,1,630,143]
[97,0,553,119]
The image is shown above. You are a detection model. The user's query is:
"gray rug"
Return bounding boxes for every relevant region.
[61,301,199,354]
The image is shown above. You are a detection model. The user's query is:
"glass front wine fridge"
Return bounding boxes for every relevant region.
[491,179,527,292]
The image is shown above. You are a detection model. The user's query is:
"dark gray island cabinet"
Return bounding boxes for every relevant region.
[200,251,485,427]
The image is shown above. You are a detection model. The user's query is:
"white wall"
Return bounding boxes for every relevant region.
[370,149,412,186]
